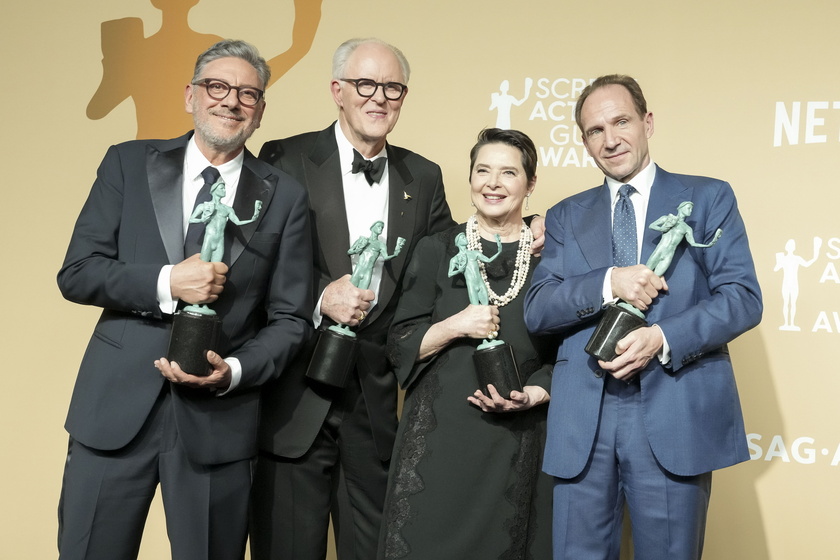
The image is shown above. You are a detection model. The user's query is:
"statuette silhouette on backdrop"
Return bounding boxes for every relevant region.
[489,78,533,130]
[87,0,323,139]
[774,237,822,331]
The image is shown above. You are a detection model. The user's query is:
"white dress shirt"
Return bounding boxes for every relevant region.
[312,122,390,327]
[600,160,670,364]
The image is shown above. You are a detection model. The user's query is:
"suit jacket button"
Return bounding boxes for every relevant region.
[594,369,604,378]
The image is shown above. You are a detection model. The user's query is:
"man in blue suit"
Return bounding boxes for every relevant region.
[524,74,762,559]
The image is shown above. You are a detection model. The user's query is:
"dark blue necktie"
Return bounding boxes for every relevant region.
[612,184,637,267]
[351,149,387,185]
[184,166,220,257]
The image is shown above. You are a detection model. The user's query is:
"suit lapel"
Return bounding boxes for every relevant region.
[147,135,189,264]
[228,150,274,267]
[641,166,691,265]
[573,184,613,270]
[306,129,353,279]
[374,144,415,323]
[641,166,691,324]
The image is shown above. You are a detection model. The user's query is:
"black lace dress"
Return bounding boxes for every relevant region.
[379,224,554,560]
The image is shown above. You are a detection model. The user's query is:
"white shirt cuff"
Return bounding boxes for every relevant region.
[313,289,326,328]
[602,267,617,305]
[653,324,671,365]
[158,265,177,314]
[216,357,242,396]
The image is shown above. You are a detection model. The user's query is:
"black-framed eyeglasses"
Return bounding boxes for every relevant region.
[341,78,407,101]
[192,78,264,107]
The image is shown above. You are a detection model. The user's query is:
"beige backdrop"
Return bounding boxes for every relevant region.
[3,0,838,558]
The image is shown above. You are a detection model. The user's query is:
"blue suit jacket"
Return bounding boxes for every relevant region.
[524,166,762,478]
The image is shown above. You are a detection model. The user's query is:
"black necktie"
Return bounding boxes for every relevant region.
[351,149,387,185]
[184,166,220,257]
[612,184,637,267]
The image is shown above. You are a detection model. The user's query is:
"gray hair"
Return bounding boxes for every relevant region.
[193,39,271,89]
[331,38,411,83]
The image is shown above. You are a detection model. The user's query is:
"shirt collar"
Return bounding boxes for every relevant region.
[334,121,387,177]
[186,135,245,184]
[606,160,657,202]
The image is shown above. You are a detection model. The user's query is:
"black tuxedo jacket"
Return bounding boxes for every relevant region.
[257,124,454,460]
[58,132,314,465]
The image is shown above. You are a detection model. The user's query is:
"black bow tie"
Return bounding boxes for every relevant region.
[351,149,387,185]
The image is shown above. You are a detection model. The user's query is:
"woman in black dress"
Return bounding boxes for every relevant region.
[379,129,553,560]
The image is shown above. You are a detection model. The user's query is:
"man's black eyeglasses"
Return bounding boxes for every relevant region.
[341,78,407,101]
[193,78,264,107]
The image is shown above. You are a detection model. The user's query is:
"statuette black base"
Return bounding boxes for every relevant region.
[167,309,222,376]
[306,328,358,389]
[473,342,522,398]
[585,303,646,362]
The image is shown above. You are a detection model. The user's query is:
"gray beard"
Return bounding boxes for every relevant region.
[194,121,255,152]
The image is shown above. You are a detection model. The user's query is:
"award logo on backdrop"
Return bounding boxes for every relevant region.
[771,236,840,333]
[87,0,323,139]
[748,432,840,466]
[489,79,533,129]
[487,77,597,169]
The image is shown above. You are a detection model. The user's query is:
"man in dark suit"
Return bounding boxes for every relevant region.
[524,75,763,559]
[56,39,313,560]
[248,38,455,560]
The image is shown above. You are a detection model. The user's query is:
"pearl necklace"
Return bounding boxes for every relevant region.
[466,214,533,307]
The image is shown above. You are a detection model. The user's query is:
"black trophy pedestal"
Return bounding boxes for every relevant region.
[305,327,358,389]
[585,303,646,362]
[473,342,522,398]
[167,309,222,376]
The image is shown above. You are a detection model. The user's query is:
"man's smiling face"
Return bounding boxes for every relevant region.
[186,56,265,157]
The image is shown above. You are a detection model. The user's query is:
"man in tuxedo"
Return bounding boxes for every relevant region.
[56,39,313,559]
[524,74,763,559]
[248,37,455,560]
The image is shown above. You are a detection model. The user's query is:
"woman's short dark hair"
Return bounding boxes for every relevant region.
[469,128,538,181]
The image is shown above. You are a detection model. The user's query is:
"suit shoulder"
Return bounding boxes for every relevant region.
[546,183,603,214]
[106,134,183,156]
[259,129,324,164]
[247,154,307,197]
[94,135,189,174]
[660,168,731,190]
[387,143,441,173]
[261,130,320,153]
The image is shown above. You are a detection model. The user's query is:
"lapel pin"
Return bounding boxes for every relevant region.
[403,191,411,201]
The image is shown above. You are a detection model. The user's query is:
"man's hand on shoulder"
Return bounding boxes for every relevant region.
[528,215,545,257]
